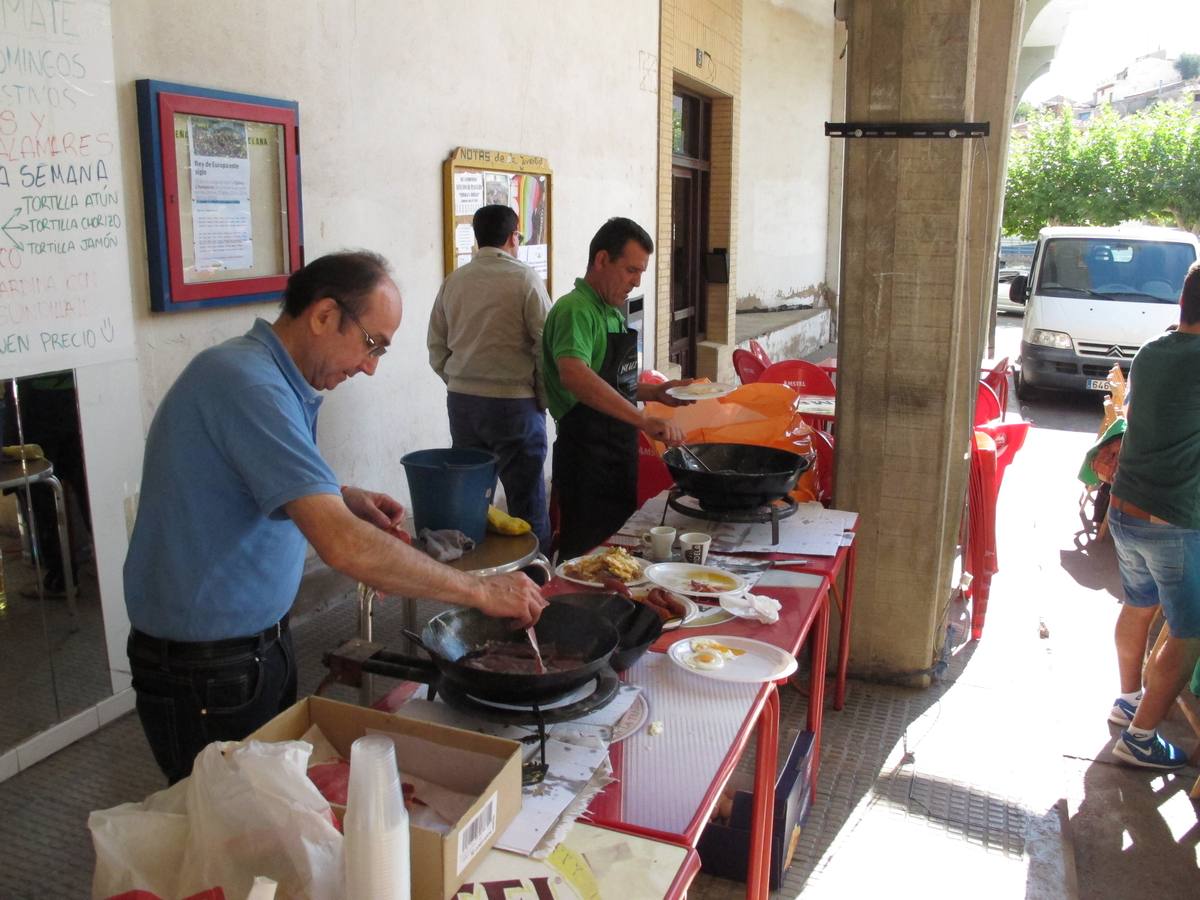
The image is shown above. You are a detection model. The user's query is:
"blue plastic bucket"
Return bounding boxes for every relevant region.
[401,448,498,544]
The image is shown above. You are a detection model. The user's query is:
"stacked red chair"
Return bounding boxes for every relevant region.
[733,348,766,385]
[748,338,772,368]
[965,431,999,639]
[759,360,837,432]
[981,357,1010,419]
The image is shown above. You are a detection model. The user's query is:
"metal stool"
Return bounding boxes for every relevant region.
[0,456,78,618]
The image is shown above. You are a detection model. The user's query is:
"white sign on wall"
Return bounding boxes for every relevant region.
[0,0,136,379]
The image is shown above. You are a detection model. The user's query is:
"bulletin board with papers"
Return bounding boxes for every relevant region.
[443,147,552,294]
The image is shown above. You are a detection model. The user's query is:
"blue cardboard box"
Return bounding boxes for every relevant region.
[697,730,815,889]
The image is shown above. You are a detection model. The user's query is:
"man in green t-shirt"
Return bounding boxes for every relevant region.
[1107,261,1200,770]
[542,217,690,559]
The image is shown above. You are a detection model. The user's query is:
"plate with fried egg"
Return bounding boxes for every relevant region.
[667,636,798,683]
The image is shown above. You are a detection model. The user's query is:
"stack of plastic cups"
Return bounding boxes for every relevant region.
[345,735,411,900]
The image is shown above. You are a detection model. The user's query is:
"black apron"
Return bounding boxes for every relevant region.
[553,328,640,560]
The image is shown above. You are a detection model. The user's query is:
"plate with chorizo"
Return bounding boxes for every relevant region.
[643,562,748,599]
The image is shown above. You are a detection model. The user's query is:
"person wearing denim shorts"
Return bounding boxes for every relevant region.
[1107,261,1200,770]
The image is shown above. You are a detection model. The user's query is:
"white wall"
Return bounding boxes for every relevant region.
[111,0,660,507]
[737,0,835,310]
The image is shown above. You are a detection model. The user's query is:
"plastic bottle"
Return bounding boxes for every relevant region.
[344,734,410,900]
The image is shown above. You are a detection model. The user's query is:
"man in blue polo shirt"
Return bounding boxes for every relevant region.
[124,250,547,783]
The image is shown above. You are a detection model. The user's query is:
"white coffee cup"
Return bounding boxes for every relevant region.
[679,531,712,565]
[641,525,676,561]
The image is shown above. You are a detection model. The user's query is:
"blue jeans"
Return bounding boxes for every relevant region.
[128,623,297,784]
[447,392,551,552]
[1109,505,1200,639]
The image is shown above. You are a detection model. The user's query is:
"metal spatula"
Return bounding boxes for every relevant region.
[678,442,715,473]
[526,626,547,673]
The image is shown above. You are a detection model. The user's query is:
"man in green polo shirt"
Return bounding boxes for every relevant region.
[543,217,690,559]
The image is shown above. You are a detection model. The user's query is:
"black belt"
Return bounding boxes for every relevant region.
[129,615,290,664]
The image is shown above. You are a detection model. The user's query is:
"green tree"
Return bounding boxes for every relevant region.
[1003,101,1200,237]
[1176,53,1200,81]
[1013,101,1034,122]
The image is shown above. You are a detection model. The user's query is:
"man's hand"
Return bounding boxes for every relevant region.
[341,486,407,535]
[475,572,548,627]
[642,415,685,445]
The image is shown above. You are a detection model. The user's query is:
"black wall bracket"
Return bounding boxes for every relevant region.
[825,121,990,139]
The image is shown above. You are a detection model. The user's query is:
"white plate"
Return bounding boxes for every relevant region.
[629,587,700,630]
[667,636,799,683]
[610,692,650,743]
[644,562,748,599]
[682,606,737,628]
[556,552,649,588]
[665,382,737,400]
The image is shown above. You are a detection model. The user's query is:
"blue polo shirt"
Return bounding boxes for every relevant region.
[123,319,341,641]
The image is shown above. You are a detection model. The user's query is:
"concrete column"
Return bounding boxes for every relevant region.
[835,0,1019,680]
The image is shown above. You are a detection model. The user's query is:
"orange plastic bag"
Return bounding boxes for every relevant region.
[644,382,819,502]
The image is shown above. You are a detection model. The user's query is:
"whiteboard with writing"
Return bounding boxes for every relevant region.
[0,0,135,378]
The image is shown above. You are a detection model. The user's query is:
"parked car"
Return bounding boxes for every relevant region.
[996,265,1029,315]
[1010,225,1200,399]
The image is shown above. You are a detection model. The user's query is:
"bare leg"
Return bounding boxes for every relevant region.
[1130,632,1200,730]
[1115,603,1158,694]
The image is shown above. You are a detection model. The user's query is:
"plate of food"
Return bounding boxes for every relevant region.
[643,562,748,599]
[664,381,737,401]
[629,586,699,630]
[667,636,799,683]
[556,546,649,588]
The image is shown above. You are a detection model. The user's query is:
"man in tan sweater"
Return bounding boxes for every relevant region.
[428,204,553,550]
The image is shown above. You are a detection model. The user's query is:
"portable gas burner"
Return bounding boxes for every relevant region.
[661,489,798,544]
[320,639,621,784]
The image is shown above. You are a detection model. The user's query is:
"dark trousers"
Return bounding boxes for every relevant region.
[447,392,551,552]
[127,623,297,784]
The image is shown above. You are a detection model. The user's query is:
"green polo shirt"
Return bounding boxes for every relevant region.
[542,278,628,421]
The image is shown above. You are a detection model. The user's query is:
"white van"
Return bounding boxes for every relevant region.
[1011,225,1200,398]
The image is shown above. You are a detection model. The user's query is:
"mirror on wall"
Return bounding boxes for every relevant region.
[0,370,111,753]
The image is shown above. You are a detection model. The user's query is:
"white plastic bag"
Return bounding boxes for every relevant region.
[89,739,343,900]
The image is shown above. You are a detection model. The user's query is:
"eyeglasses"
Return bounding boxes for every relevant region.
[333,298,387,359]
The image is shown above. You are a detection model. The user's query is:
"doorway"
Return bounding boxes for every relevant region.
[670,89,711,377]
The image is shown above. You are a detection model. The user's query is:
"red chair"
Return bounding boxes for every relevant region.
[636,431,675,508]
[639,369,668,386]
[981,357,1010,419]
[759,360,837,431]
[732,348,766,385]
[759,360,836,396]
[809,429,835,506]
[748,339,772,368]
[975,381,1001,426]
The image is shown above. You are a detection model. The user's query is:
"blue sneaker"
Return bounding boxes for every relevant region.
[1108,696,1140,726]
[1112,729,1189,770]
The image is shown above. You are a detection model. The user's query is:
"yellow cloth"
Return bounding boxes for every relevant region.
[1,444,44,461]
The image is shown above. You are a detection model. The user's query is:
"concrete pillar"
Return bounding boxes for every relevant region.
[834,0,1021,680]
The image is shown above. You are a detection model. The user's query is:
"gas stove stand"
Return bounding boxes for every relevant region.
[662,489,798,545]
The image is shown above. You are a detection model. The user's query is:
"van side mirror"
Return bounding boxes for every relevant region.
[1009,275,1028,305]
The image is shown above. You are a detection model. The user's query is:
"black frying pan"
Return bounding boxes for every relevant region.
[549,593,663,672]
[407,602,619,704]
[663,442,809,510]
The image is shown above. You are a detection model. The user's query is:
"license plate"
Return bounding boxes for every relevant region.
[1086,379,1117,392]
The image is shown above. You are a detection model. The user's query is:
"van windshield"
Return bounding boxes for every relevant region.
[1034,238,1196,303]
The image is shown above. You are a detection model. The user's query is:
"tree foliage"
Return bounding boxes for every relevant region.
[1176,53,1200,81]
[1003,101,1200,238]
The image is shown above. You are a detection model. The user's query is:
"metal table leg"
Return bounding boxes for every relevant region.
[44,472,77,620]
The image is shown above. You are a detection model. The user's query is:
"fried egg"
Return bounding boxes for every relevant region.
[690,638,745,658]
[683,647,726,670]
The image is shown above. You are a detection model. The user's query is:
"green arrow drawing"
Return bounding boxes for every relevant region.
[2,208,26,250]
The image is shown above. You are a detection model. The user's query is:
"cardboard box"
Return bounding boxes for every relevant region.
[249,695,522,900]
[696,730,815,890]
